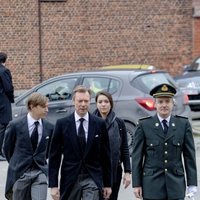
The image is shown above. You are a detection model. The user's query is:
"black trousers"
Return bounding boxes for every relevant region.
[109,165,123,200]
[0,123,7,155]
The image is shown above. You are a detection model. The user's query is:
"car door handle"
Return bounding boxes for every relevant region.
[56,109,68,113]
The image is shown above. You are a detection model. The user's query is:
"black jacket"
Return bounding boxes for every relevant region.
[48,113,112,200]
[93,110,131,183]
[0,64,14,124]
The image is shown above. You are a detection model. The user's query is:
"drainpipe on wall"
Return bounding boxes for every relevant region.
[38,0,43,83]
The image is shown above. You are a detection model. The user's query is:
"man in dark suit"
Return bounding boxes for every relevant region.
[3,92,54,200]
[48,85,112,200]
[132,83,197,200]
[0,52,14,161]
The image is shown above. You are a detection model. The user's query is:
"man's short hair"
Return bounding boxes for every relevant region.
[26,92,48,110]
[0,52,7,63]
[72,85,92,99]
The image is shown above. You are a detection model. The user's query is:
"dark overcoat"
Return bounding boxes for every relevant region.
[48,113,112,200]
[0,64,14,124]
[132,115,197,199]
[3,116,53,199]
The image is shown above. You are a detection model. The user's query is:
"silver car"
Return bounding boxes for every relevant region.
[12,68,191,154]
[175,71,200,120]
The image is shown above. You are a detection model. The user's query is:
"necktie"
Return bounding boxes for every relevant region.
[162,119,168,135]
[31,121,39,151]
[78,118,86,152]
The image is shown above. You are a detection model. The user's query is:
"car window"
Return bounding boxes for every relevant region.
[132,73,177,94]
[176,77,200,89]
[190,57,200,70]
[37,78,77,101]
[82,77,119,97]
[17,78,78,106]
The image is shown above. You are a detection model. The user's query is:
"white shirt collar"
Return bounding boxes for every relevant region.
[27,113,42,126]
[157,114,171,123]
[74,111,89,122]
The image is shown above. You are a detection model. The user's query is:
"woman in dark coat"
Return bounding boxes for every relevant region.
[93,91,131,200]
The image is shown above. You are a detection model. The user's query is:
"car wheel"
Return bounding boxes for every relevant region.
[125,122,136,156]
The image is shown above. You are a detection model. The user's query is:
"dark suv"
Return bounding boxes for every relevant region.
[12,68,190,154]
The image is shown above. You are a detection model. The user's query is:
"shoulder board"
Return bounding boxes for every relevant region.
[139,116,152,121]
[175,115,188,119]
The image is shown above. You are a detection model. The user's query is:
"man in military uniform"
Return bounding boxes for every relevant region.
[132,83,197,200]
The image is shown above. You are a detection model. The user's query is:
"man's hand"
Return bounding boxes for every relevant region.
[123,173,131,189]
[103,187,112,199]
[133,187,143,199]
[50,187,60,200]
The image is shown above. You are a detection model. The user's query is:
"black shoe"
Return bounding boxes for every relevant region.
[0,155,6,161]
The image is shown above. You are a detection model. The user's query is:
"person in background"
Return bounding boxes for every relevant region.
[0,52,14,161]
[132,83,197,200]
[3,92,54,200]
[94,91,131,200]
[48,85,112,200]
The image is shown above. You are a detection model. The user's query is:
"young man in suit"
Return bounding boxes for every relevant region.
[49,85,112,200]
[0,52,14,161]
[132,83,197,200]
[3,92,54,200]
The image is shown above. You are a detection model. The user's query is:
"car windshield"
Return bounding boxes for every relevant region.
[132,72,177,94]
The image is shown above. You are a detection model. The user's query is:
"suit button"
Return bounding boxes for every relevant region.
[165,151,168,154]
[164,160,168,163]
[165,169,168,172]
[165,143,167,146]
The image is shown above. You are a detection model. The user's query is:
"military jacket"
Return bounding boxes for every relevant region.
[132,115,197,199]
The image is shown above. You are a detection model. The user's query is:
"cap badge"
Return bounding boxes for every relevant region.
[161,85,168,92]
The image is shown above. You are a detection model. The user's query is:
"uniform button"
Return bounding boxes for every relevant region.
[165,169,168,172]
[150,144,153,146]
[177,143,180,146]
[165,151,168,154]
[165,143,167,146]
[143,172,146,175]
[165,160,168,163]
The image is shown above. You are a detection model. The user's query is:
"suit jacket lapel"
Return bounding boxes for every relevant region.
[84,114,96,157]
[37,119,48,151]
[20,116,33,151]
[68,114,82,157]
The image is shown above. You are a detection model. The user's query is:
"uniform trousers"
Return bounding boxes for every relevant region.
[12,169,47,200]
[68,174,99,200]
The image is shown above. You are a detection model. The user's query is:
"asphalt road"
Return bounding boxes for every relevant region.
[0,124,200,200]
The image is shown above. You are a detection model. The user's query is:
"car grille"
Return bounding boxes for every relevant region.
[188,94,200,111]
[188,94,200,100]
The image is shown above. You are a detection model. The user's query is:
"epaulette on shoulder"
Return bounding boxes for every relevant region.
[139,116,152,121]
[175,115,188,119]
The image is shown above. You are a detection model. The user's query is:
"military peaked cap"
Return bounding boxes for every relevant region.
[150,83,176,98]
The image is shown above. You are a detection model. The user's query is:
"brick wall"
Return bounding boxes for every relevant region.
[0,0,195,89]
[193,0,200,58]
